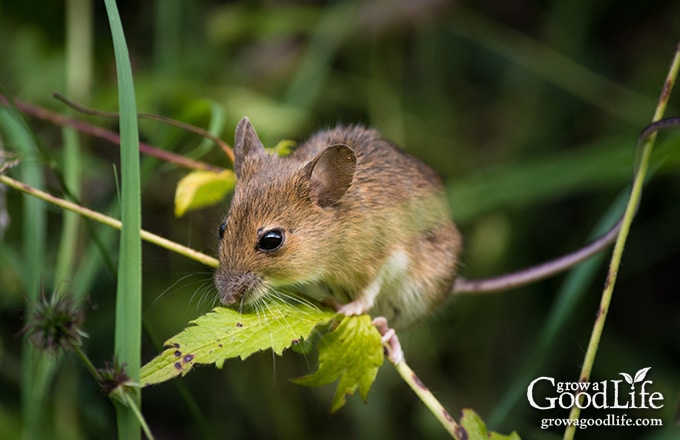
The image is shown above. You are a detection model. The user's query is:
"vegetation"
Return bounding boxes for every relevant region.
[1,1,679,439]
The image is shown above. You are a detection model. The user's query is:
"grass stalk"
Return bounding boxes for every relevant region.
[563,42,680,440]
[103,0,143,437]
[55,0,92,291]
[0,107,47,439]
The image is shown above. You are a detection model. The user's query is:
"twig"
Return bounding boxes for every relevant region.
[374,317,462,438]
[53,92,234,163]
[392,358,463,439]
[0,173,219,269]
[0,95,223,172]
[563,41,680,440]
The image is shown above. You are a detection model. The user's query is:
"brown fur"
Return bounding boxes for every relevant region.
[215,117,462,329]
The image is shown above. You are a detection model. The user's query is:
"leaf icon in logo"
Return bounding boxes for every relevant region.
[619,367,652,388]
[634,367,651,383]
[619,372,634,385]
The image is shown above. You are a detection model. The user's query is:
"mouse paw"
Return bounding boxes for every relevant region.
[372,316,404,364]
[337,300,369,317]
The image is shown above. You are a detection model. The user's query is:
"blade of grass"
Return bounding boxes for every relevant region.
[103,1,143,438]
[55,0,92,292]
[0,107,47,439]
[563,42,680,440]
[49,2,93,438]
[55,128,82,285]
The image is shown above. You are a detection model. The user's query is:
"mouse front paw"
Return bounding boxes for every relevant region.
[337,300,370,317]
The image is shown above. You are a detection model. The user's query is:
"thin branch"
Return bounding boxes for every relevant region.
[392,359,463,439]
[451,117,680,297]
[0,94,223,172]
[372,317,461,438]
[0,173,219,269]
[53,93,234,163]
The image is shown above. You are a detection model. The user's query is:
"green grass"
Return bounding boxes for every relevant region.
[1,1,679,439]
[103,0,143,438]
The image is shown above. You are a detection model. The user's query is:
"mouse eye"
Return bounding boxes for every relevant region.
[218,222,226,239]
[257,229,285,252]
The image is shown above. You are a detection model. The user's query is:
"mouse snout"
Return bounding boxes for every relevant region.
[214,270,261,306]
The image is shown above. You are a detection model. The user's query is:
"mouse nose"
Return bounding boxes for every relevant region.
[214,270,259,306]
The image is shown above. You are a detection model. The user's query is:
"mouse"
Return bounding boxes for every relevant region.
[214,117,463,329]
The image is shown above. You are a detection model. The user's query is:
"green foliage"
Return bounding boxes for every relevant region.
[1,1,680,439]
[460,409,521,440]
[293,314,384,412]
[269,139,297,157]
[173,169,236,217]
[141,305,385,414]
[103,0,145,437]
[141,303,336,384]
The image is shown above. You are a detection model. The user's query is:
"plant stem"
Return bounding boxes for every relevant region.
[0,174,219,268]
[52,93,234,164]
[0,96,222,172]
[563,41,680,440]
[73,345,103,385]
[392,359,462,439]
[56,0,91,299]
[122,391,155,440]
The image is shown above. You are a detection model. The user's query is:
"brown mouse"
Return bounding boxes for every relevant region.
[215,117,462,329]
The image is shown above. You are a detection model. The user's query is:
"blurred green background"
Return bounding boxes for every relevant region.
[1,0,679,439]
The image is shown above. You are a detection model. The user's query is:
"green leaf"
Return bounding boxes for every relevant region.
[268,139,296,157]
[141,302,336,386]
[173,169,236,217]
[460,409,521,440]
[293,315,384,412]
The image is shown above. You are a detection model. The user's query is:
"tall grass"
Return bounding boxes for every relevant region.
[1,1,679,439]
[0,106,46,440]
[103,0,143,438]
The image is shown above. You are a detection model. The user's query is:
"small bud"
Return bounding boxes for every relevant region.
[97,361,132,396]
[21,289,86,355]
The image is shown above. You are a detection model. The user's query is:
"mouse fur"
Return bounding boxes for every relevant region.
[215,117,462,329]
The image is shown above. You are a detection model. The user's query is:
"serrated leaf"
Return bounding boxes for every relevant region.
[634,367,651,383]
[619,372,634,385]
[293,315,384,412]
[460,409,522,440]
[268,139,296,157]
[174,169,236,217]
[140,302,336,386]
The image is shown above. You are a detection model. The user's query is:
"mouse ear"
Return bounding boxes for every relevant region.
[234,117,266,177]
[304,144,356,208]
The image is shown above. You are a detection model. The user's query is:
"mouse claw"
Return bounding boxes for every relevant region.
[372,317,404,364]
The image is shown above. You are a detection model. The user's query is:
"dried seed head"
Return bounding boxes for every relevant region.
[21,289,86,355]
[97,360,131,395]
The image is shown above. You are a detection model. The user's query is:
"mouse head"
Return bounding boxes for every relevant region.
[214,117,356,308]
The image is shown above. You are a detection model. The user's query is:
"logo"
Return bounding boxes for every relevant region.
[527,367,665,430]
